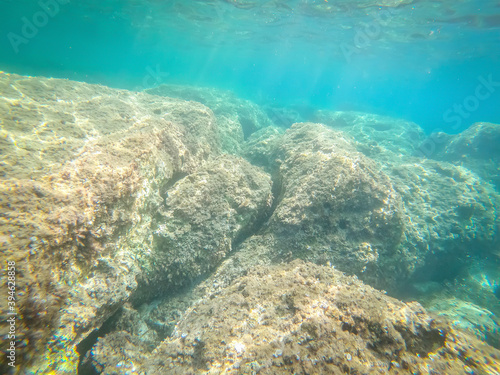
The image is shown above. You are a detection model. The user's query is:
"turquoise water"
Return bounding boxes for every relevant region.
[1,0,500,133]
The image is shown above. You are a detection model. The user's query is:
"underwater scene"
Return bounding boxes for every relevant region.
[1,0,500,374]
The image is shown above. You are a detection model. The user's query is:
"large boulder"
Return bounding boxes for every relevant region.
[262,122,406,288]
[136,154,273,301]
[297,114,499,287]
[0,72,221,373]
[423,122,500,190]
[241,120,499,294]
[386,159,499,281]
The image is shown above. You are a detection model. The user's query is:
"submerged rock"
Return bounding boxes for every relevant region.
[423,122,500,190]
[145,84,275,153]
[440,122,500,161]
[0,72,221,373]
[89,260,500,374]
[255,122,406,288]
[387,159,499,281]
[241,121,498,292]
[427,299,499,347]
[136,154,273,301]
[408,259,500,347]
[312,110,426,162]
[241,120,499,296]
[242,126,284,171]
[2,72,499,373]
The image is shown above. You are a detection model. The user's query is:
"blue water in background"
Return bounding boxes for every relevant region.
[1,0,499,134]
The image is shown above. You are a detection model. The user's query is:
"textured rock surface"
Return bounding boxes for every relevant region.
[2,72,499,374]
[427,299,499,346]
[242,126,284,171]
[0,72,221,373]
[261,122,406,288]
[406,259,500,347]
[386,159,499,280]
[136,154,273,301]
[312,110,426,162]
[145,84,275,153]
[296,114,499,289]
[241,121,499,290]
[239,120,499,328]
[88,260,500,375]
[424,122,500,190]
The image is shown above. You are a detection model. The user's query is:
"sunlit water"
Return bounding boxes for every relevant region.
[1,0,499,133]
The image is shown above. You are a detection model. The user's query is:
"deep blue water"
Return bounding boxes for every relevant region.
[1,0,500,133]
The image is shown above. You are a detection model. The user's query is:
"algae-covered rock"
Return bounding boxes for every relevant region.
[424,122,500,190]
[263,122,406,287]
[2,71,499,374]
[310,112,499,288]
[0,72,220,373]
[243,121,499,292]
[145,84,275,153]
[242,126,284,171]
[387,159,499,280]
[89,260,500,374]
[441,122,500,161]
[136,154,273,300]
[427,299,499,346]
[408,258,500,348]
[312,110,426,162]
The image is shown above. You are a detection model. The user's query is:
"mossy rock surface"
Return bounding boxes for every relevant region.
[0,72,221,373]
[90,260,500,375]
